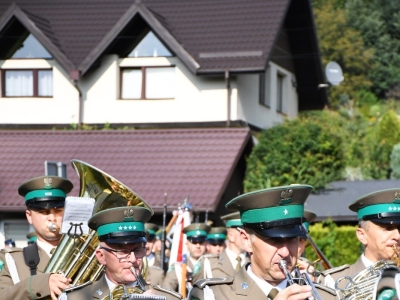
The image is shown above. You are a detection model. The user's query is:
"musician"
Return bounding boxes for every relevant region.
[162,223,210,292]
[191,212,249,283]
[318,189,400,289]
[189,185,337,300]
[0,176,73,300]
[145,223,165,286]
[206,227,227,255]
[65,206,182,300]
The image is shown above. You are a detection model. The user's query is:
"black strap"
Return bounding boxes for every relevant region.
[23,243,40,276]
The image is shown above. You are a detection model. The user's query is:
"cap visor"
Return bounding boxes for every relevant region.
[27,200,65,210]
[188,237,207,244]
[371,218,400,225]
[103,236,147,244]
[253,224,305,238]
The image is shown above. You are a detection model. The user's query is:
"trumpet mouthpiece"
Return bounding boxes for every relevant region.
[48,222,59,232]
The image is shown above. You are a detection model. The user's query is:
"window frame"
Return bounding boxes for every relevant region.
[1,68,53,98]
[119,65,176,100]
[276,72,285,113]
[45,161,67,178]
[259,66,271,108]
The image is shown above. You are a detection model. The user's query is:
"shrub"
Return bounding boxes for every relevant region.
[244,119,345,191]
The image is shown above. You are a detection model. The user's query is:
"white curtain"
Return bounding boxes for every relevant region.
[122,69,142,98]
[146,67,175,99]
[38,70,53,96]
[5,71,33,96]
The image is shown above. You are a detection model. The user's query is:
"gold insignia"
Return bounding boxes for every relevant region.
[394,191,400,203]
[124,208,135,220]
[280,189,293,205]
[43,177,53,189]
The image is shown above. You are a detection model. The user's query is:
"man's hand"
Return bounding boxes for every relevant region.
[49,274,71,300]
[275,284,312,300]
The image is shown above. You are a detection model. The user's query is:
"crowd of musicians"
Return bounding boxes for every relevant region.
[1,171,400,300]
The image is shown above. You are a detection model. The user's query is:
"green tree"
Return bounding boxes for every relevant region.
[346,0,400,99]
[390,143,400,179]
[244,119,345,192]
[313,0,373,108]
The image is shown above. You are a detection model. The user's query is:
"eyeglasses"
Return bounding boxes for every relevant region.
[100,246,146,260]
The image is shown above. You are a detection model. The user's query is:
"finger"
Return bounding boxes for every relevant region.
[50,291,57,300]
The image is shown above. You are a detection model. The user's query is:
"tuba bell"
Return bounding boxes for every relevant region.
[45,159,153,290]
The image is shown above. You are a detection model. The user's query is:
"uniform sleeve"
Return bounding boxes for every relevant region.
[0,251,52,299]
[162,266,179,291]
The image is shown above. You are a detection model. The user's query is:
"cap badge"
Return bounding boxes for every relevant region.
[124,208,134,221]
[280,189,293,205]
[394,191,400,204]
[43,177,53,189]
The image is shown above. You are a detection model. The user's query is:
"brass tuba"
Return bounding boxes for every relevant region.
[45,159,153,290]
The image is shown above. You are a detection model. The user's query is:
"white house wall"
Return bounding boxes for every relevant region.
[237,61,298,129]
[81,55,234,124]
[0,59,79,124]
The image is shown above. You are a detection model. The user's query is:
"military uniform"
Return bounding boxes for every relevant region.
[190,185,338,300]
[323,189,400,288]
[189,264,337,300]
[0,175,73,299]
[0,245,51,299]
[65,273,182,300]
[162,223,210,293]
[147,265,165,286]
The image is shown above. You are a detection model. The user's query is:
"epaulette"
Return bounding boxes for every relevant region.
[0,247,22,254]
[153,285,183,299]
[314,282,337,296]
[321,264,350,276]
[192,277,234,289]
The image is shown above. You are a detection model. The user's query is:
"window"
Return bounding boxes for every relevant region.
[121,67,175,99]
[128,31,172,57]
[45,161,67,178]
[277,73,285,113]
[2,69,53,97]
[259,67,271,107]
[3,221,30,248]
[11,33,52,59]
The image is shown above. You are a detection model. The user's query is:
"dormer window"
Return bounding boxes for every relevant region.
[128,31,172,57]
[11,33,52,59]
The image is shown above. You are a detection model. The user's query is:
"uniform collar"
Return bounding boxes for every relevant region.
[247,264,287,297]
[361,253,375,268]
[36,240,54,257]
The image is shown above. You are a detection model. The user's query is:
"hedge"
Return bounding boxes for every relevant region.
[304,220,362,268]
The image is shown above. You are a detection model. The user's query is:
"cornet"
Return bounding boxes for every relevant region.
[279,260,322,300]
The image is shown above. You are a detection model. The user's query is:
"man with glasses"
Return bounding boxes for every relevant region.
[65,206,182,299]
[162,223,210,292]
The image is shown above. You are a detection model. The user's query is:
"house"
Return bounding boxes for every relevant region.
[0,0,327,247]
[0,0,327,129]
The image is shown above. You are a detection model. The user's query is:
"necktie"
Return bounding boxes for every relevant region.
[235,256,242,272]
[268,288,279,300]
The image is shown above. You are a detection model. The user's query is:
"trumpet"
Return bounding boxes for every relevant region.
[279,260,322,300]
[47,222,59,233]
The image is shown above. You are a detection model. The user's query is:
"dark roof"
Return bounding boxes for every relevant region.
[0,128,251,213]
[306,180,400,222]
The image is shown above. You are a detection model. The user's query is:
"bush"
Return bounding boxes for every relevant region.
[244,118,345,191]
[305,220,361,267]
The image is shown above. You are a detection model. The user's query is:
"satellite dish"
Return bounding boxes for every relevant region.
[325,61,344,86]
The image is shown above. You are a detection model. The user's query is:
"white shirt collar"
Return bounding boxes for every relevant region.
[361,253,374,267]
[247,264,287,297]
[105,274,137,291]
[36,240,55,257]
[225,247,246,268]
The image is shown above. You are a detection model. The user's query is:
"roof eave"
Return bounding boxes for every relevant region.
[79,1,199,76]
[0,3,75,72]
